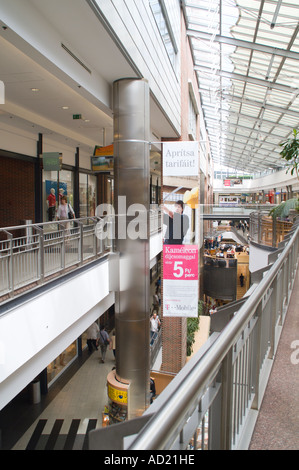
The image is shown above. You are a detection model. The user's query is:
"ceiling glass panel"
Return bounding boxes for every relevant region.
[183,0,299,173]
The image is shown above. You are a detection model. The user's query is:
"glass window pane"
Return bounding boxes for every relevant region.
[88,175,97,216]
[79,173,88,217]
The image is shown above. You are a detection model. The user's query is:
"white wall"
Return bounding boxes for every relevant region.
[249,243,272,273]
[0,259,114,410]
[0,232,163,410]
[93,0,182,135]
[0,122,37,157]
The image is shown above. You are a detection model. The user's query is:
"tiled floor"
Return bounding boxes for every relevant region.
[11,346,116,450]
[249,268,299,450]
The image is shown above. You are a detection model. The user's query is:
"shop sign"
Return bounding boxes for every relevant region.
[94,144,114,156]
[107,384,128,404]
[92,144,114,172]
[42,152,62,171]
[163,244,198,318]
[163,141,198,177]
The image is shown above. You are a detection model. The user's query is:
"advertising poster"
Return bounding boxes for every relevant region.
[163,245,198,317]
[163,141,198,177]
[162,141,199,318]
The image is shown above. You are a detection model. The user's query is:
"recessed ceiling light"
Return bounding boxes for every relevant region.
[31,88,39,92]
[62,106,69,110]
[84,119,90,122]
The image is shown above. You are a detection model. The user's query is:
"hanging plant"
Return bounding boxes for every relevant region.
[272,128,299,220]
[279,128,299,180]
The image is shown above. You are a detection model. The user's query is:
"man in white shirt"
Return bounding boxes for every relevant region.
[86,322,99,353]
[150,311,161,345]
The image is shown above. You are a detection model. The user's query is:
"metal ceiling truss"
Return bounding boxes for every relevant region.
[182,0,299,174]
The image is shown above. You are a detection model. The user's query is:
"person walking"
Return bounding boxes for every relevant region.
[86,322,99,354]
[97,325,111,363]
[150,311,161,345]
[56,195,75,222]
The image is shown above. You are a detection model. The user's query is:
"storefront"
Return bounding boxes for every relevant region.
[79,173,97,217]
[46,306,114,387]
[43,169,75,222]
[0,151,36,228]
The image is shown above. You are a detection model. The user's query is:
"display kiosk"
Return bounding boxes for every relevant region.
[106,370,130,424]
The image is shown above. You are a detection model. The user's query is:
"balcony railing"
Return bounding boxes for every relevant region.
[0,210,162,302]
[125,224,299,450]
[89,221,299,450]
[250,211,294,247]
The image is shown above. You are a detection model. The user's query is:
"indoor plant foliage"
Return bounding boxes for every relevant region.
[279,128,299,180]
[269,129,299,220]
[270,197,299,220]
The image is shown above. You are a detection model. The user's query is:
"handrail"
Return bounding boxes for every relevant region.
[0,210,162,301]
[0,217,112,300]
[128,225,299,450]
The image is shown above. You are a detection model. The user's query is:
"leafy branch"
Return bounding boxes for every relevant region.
[279,128,299,180]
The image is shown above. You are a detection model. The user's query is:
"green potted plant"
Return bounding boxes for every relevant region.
[279,128,299,180]
[269,129,299,220]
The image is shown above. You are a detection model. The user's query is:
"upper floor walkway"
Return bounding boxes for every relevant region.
[0,209,298,450]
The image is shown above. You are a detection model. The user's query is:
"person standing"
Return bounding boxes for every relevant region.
[47,188,56,221]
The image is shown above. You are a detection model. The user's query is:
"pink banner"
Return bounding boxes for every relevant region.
[163,245,198,281]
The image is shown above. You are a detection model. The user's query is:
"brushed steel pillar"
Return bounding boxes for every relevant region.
[113,78,150,418]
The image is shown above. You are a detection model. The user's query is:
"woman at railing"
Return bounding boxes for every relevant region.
[56,195,75,222]
[56,196,75,238]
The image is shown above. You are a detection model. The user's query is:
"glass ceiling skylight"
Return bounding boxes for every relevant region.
[182,0,299,174]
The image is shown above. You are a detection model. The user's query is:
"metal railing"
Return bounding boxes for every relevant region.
[0,217,113,299]
[126,225,299,450]
[0,210,162,301]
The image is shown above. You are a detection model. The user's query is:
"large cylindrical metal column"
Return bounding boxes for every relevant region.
[113,78,150,418]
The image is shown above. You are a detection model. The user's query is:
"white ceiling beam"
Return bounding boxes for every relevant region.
[194,66,298,94]
[223,95,299,118]
[187,29,299,61]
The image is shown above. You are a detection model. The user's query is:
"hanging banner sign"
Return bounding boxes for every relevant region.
[163,141,199,177]
[91,144,114,172]
[163,244,198,317]
[42,152,62,171]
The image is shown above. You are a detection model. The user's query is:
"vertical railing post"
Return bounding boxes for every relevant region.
[61,223,65,272]
[269,276,277,360]
[5,231,14,297]
[36,225,44,284]
[79,221,84,266]
[219,347,234,449]
[251,302,263,411]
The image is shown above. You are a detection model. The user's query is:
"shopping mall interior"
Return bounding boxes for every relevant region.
[0,0,298,451]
